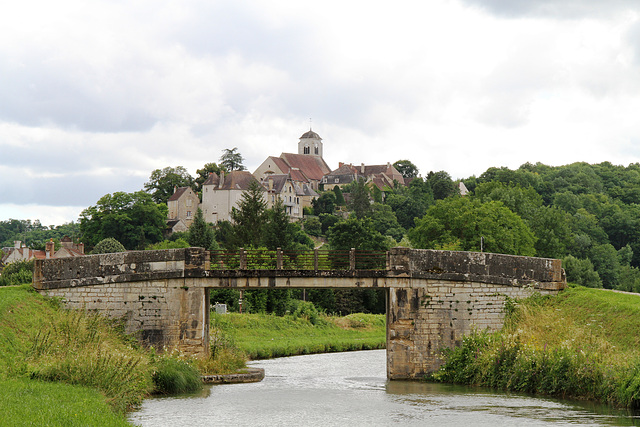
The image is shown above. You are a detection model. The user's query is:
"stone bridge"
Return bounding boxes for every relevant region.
[33,247,565,379]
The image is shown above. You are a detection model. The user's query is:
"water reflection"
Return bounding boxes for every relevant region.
[130,350,640,426]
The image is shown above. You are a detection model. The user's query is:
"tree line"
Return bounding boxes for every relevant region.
[5,155,640,303]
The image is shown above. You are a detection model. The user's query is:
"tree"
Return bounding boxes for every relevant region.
[393,160,419,179]
[229,180,267,248]
[328,217,390,252]
[312,192,336,215]
[263,200,296,250]
[79,191,165,250]
[366,203,405,242]
[144,166,194,204]
[332,186,346,206]
[409,197,536,256]
[427,170,456,200]
[188,208,215,249]
[562,255,602,288]
[347,179,371,218]
[195,163,223,192]
[219,147,246,171]
[91,238,126,254]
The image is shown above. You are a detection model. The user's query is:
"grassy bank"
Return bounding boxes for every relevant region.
[432,285,640,408]
[210,311,386,361]
[0,285,202,426]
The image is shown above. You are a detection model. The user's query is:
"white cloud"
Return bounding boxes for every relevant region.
[1,0,640,224]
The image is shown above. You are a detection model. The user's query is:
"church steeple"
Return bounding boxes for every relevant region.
[298,127,323,157]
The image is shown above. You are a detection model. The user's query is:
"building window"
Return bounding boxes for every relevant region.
[186,199,192,207]
[187,211,192,218]
[304,146,310,154]
[335,178,339,183]
[314,146,319,155]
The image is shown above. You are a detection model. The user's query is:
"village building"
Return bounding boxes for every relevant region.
[262,173,319,220]
[201,170,266,224]
[167,186,200,233]
[1,237,84,265]
[253,130,331,191]
[321,162,405,191]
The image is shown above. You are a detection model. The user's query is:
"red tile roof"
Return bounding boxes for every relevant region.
[279,153,331,181]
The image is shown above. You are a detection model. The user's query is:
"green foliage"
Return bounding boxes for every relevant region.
[188,208,215,249]
[312,192,336,215]
[365,203,405,241]
[0,220,80,251]
[393,160,419,179]
[219,147,246,171]
[263,200,296,250]
[90,237,126,254]
[410,197,536,256]
[146,238,190,250]
[332,185,346,206]
[0,260,34,287]
[79,191,165,250]
[144,166,194,204]
[289,300,323,325]
[328,217,390,251]
[318,213,340,235]
[229,181,267,248]
[427,170,456,200]
[151,351,202,395]
[303,216,322,237]
[562,255,603,288]
[347,179,371,218]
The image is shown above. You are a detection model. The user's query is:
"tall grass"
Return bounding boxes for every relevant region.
[432,286,640,408]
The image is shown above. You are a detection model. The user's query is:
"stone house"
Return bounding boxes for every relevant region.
[167,186,200,229]
[322,162,405,191]
[262,173,319,220]
[201,170,266,224]
[1,237,84,265]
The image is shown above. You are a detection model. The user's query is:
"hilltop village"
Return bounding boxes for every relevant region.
[166,129,411,233]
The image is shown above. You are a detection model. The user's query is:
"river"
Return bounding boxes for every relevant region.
[129,350,640,426]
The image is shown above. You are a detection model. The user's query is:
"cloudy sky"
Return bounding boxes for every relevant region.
[2,0,640,226]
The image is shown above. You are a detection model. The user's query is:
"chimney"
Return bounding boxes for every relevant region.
[173,185,178,193]
[78,242,85,255]
[269,178,273,191]
[361,163,365,174]
[219,171,225,188]
[14,240,21,249]
[387,162,391,168]
[45,239,54,259]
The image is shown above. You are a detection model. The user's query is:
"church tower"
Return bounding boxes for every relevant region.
[298,129,323,157]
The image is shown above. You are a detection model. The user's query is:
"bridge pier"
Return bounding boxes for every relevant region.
[33,247,565,379]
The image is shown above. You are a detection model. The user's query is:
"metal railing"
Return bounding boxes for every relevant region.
[208,249,387,271]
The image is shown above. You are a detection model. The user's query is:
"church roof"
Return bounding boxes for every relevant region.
[300,130,321,140]
[280,153,331,181]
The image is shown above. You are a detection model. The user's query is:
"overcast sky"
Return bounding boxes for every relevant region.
[2,0,640,226]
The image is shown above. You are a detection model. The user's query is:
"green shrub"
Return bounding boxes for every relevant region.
[91,238,126,254]
[289,300,323,325]
[152,352,202,395]
[0,259,34,286]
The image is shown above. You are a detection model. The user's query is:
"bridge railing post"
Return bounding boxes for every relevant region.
[350,248,356,270]
[276,248,283,269]
[239,248,247,269]
[314,249,319,271]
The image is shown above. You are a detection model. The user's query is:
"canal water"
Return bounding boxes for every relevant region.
[129,350,640,426]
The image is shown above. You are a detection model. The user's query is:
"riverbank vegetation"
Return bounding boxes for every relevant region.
[208,307,386,362]
[0,284,202,425]
[432,285,640,408]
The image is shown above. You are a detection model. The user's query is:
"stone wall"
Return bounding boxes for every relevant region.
[385,248,565,379]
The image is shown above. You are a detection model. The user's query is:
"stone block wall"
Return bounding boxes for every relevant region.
[38,272,209,358]
[387,280,558,379]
